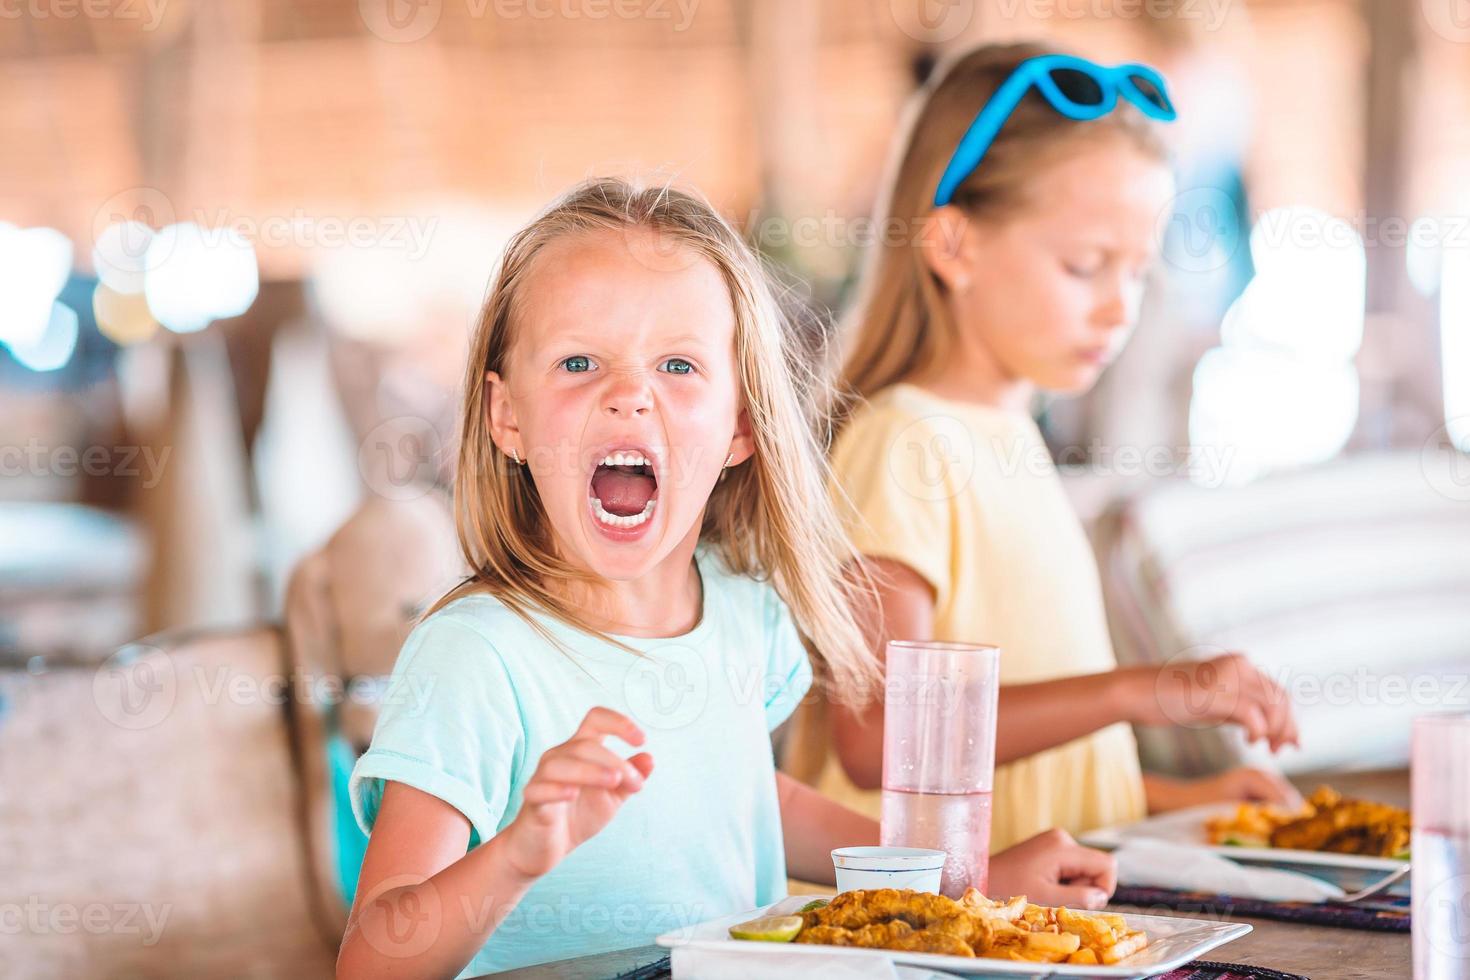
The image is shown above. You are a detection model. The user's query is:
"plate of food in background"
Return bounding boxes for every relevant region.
[1080,785,1411,872]
[657,887,1251,979]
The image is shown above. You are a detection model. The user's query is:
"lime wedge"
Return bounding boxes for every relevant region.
[798,899,829,914]
[729,914,804,942]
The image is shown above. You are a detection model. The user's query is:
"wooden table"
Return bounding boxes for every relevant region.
[481,771,1412,979]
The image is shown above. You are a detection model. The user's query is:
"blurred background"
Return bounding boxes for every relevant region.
[2,0,1468,976]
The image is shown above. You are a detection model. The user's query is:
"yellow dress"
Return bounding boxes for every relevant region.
[815,382,1147,851]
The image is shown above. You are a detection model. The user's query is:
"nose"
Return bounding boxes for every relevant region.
[601,369,653,417]
[1094,272,1141,332]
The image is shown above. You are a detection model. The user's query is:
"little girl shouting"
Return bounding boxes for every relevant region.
[338,179,1116,978]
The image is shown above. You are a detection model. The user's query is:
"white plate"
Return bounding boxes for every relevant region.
[1080,802,1410,873]
[655,895,1251,979]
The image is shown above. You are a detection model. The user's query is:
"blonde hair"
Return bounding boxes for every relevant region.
[838,41,1171,410]
[434,177,878,694]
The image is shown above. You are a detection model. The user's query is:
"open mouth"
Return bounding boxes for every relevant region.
[588,450,659,530]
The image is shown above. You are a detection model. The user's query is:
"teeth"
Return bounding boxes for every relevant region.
[589,495,656,529]
[601,451,649,468]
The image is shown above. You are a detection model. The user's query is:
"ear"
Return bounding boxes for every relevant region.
[919,205,980,294]
[726,404,756,467]
[484,370,521,459]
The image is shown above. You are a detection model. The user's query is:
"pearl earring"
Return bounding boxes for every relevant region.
[724,452,734,468]
[509,447,522,465]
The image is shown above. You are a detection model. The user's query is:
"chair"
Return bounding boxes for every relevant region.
[0,628,336,978]
[282,493,464,937]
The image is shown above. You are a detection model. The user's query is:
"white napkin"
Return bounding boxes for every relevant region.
[671,945,900,980]
[1114,839,1345,903]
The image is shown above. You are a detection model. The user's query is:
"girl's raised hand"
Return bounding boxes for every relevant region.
[501,707,654,882]
[1137,652,1299,753]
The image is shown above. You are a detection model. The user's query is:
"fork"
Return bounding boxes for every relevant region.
[1333,863,1411,903]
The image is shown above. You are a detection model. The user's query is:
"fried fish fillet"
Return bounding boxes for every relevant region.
[800,890,992,954]
[806,888,967,930]
[796,920,914,947]
[795,918,975,957]
[1268,792,1411,857]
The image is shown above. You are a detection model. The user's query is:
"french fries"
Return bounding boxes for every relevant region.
[960,889,1149,965]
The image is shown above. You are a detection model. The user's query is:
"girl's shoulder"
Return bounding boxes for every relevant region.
[847,383,1028,434]
[393,590,542,674]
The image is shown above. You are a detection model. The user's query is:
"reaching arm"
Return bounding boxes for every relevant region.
[776,772,881,885]
[827,558,1299,791]
[829,558,1137,788]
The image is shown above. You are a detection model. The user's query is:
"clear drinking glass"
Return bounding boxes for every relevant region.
[879,640,1000,898]
[1413,712,1470,979]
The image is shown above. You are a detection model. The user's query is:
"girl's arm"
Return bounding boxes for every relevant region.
[338,707,654,980]
[830,558,1298,789]
[775,771,879,884]
[338,781,536,980]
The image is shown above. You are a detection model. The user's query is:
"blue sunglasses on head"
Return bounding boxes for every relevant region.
[933,54,1177,208]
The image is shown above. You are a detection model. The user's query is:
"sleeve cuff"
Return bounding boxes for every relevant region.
[350,749,499,849]
[846,539,950,611]
[764,656,813,732]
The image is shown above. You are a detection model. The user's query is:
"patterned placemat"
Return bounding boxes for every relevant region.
[1151,963,1309,980]
[1112,885,1410,933]
[610,954,1310,979]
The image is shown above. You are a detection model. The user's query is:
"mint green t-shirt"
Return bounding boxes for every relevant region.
[349,547,812,976]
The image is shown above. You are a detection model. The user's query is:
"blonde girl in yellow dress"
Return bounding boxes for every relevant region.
[799,42,1300,857]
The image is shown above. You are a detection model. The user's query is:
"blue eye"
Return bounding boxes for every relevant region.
[561,355,593,373]
[660,358,695,375]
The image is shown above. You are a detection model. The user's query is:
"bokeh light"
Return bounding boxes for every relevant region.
[94,283,161,345]
[1189,205,1366,485]
[0,225,74,349]
[1442,246,1470,453]
[6,301,80,372]
[144,223,260,333]
[92,221,156,295]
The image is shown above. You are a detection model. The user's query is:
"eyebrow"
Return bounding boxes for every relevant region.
[542,331,719,350]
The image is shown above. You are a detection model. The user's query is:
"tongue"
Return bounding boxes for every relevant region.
[591,466,656,516]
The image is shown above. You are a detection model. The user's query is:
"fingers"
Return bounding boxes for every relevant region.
[626,751,655,780]
[562,738,649,790]
[1238,767,1302,808]
[522,781,577,806]
[574,707,646,747]
[1236,701,1268,744]
[1056,843,1118,898]
[1049,882,1111,910]
[522,710,655,811]
[1258,673,1299,751]
[536,754,630,789]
